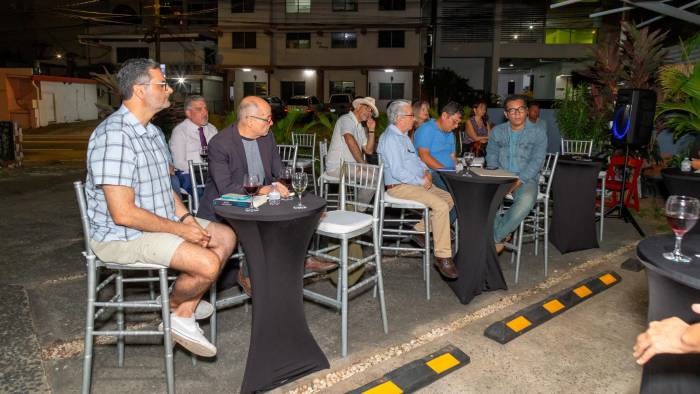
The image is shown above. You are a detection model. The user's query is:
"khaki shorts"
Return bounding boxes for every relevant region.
[90,218,211,267]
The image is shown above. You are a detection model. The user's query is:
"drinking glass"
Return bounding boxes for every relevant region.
[463,151,475,176]
[663,195,700,263]
[243,174,260,212]
[200,146,209,161]
[279,166,294,200]
[292,172,308,210]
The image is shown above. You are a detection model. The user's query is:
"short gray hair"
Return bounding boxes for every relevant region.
[387,100,411,124]
[237,98,260,119]
[116,58,160,100]
[185,95,206,110]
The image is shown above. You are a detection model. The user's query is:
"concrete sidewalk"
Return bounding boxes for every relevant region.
[0,166,665,393]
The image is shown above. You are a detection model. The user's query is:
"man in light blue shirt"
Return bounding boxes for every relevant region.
[413,101,461,191]
[378,100,458,279]
[486,95,547,253]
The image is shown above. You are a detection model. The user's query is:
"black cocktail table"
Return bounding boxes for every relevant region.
[662,168,700,235]
[215,194,329,393]
[637,235,700,394]
[549,156,603,253]
[440,171,516,304]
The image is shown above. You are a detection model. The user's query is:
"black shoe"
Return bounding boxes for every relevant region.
[411,234,426,249]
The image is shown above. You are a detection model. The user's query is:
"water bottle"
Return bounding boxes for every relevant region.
[681,157,692,172]
[268,182,281,205]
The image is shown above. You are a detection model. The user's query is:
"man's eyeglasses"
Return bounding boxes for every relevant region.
[249,115,273,123]
[139,82,170,91]
[505,106,527,115]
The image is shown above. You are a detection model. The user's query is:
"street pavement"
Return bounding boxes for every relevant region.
[0,164,668,394]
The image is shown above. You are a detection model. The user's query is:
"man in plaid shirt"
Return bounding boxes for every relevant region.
[86,58,235,357]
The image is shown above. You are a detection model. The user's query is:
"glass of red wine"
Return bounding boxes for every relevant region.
[663,195,700,263]
[243,174,260,212]
[200,146,208,161]
[279,166,294,200]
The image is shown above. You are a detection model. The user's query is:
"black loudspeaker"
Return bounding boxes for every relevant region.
[611,89,657,146]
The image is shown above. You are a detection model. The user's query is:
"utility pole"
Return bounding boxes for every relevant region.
[154,0,161,62]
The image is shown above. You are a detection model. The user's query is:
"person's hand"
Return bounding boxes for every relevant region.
[508,179,523,194]
[692,159,700,171]
[274,182,290,197]
[633,304,700,365]
[366,117,376,132]
[179,217,210,247]
[258,185,272,195]
[168,163,176,176]
[422,171,432,189]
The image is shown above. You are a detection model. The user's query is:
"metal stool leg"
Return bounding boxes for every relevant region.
[340,238,349,357]
[424,207,431,300]
[116,271,125,367]
[373,224,388,334]
[159,269,175,394]
[81,256,97,394]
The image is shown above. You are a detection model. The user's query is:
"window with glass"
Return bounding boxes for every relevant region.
[329,81,355,96]
[232,32,256,49]
[379,0,405,10]
[231,0,254,12]
[243,82,268,97]
[378,30,405,48]
[286,33,311,49]
[545,28,596,44]
[331,32,357,48]
[333,0,357,11]
[379,83,404,100]
[286,0,311,13]
[280,81,306,101]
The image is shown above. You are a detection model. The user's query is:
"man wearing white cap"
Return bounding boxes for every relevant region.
[326,96,378,177]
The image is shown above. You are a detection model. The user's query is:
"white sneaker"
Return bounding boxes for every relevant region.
[155,296,214,320]
[165,314,216,357]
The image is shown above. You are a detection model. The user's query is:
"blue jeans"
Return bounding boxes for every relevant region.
[430,169,458,224]
[494,181,538,242]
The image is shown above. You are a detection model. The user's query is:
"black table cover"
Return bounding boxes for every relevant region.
[214,194,329,393]
[637,235,700,394]
[440,171,516,304]
[549,156,603,253]
[662,168,700,235]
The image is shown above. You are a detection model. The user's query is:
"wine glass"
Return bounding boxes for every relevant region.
[243,174,260,212]
[292,172,308,210]
[279,166,294,200]
[199,146,209,161]
[463,151,475,176]
[663,195,700,263]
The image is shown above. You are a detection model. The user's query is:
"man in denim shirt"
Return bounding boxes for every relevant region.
[378,100,458,279]
[486,95,547,253]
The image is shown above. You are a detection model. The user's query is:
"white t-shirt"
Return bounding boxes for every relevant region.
[326,112,367,173]
[169,119,218,172]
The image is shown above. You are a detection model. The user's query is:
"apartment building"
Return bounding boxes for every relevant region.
[218,0,428,110]
[435,0,604,101]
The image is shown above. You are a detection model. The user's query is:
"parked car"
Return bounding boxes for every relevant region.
[284,95,324,119]
[260,96,285,121]
[327,93,353,115]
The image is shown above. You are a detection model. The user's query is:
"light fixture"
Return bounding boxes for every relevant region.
[56,53,63,59]
[303,69,315,76]
[242,68,252,72]
[384,69,394,73]
[176,77,185,84]
[529,25,534,30]
[509,63,514,67]
[513,34,519,39]
[498,67,502,72]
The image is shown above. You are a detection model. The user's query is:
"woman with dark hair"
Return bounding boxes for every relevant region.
[409,100,430,140]
[463,100,491,155]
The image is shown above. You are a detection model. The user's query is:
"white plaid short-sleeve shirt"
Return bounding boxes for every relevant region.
[86,105,177,242]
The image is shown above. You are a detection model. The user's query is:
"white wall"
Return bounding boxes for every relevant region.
[37,81,98,126]
[497,72,525,99]
[367,70,413,113]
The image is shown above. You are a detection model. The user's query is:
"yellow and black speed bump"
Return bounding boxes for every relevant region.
[484,270,622,344]
[347,344,469,394]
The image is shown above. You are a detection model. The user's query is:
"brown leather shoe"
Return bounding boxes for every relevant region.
[237,269,252,297]
[304,256,338,273]
[434,256,458,279]
[411,234,426,249]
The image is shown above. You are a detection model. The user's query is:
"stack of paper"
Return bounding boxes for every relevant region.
[470,167,517,178]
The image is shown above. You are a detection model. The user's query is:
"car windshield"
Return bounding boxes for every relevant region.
[287,98,308,105]
[330,96,350,104]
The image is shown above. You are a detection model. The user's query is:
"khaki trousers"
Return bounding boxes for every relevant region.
[387,184,454,258]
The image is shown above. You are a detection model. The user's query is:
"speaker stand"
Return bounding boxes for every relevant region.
[603,145,645,237]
